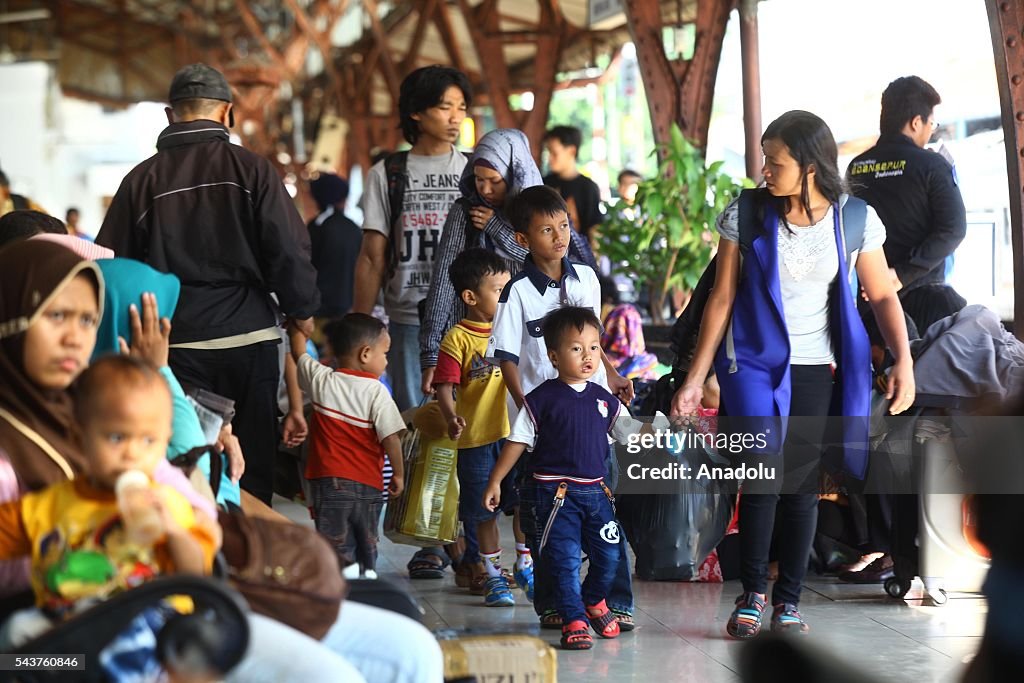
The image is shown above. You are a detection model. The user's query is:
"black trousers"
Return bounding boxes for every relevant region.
[739,364,834,606]
[170,341,281,505]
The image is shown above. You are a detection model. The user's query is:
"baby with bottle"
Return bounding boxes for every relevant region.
[0,355,217,653]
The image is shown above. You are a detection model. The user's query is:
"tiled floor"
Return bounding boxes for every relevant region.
[275,497,985,682]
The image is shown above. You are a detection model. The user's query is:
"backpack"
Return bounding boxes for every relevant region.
[383,150,472,280]
[668,188,867,371]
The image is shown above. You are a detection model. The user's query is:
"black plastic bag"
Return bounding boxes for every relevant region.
[617,440,737,581]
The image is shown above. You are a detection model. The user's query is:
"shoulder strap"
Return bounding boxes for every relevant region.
[839,195,867,260]
[736,188,767,254]
[0,407,75,480]
[384,151,410,280]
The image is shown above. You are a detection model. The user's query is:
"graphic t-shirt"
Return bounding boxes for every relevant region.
[432,320,509,449]
[363,149,467,324]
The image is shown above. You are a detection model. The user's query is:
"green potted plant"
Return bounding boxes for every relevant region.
[600,124,752,325]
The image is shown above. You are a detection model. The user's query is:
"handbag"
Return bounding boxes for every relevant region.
[218,500,346,640]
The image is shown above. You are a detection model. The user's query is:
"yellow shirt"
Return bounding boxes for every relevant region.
[0,479,217,614]
[434,320,509,449]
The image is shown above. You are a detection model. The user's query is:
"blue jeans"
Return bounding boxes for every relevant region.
[520,480,634,619]
[387,321,422,412]
[457,441,517,563]
[524,480,622,624]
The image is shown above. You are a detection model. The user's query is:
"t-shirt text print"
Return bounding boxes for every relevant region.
[363,150,467,324]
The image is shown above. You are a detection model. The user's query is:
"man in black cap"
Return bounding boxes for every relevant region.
[97,63,320,505]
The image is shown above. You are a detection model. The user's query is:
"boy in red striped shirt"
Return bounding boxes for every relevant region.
[289,314,406,575]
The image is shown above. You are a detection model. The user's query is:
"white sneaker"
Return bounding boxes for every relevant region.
[362,569,378,580]
[342,563,362,579]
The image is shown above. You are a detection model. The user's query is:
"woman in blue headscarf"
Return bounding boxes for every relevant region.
[93,258,242,509]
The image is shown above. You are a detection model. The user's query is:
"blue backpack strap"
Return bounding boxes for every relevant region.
[840,195,868,294]
[840,195,867,262]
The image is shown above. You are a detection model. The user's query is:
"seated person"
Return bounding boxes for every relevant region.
[599,277,661,381]
[0,356,217,678]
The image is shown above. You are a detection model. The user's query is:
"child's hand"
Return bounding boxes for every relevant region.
[482,482,501,512]
[447,415,466,441]
[215,423,246,484]
[149,488,175,536]
[119,292,172,368]
[289,317,314,338]
[389,474,404,498]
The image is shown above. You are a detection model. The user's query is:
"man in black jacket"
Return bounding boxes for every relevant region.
[97,64,319,505]
[848,75,967,333]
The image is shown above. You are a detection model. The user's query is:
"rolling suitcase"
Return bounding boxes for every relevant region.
[885,425,990,605]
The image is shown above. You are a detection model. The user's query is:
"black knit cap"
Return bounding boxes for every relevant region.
[168,64,234,127]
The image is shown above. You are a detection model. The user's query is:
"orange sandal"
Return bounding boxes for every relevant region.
[586,600,620,639]
[561,620,593,650]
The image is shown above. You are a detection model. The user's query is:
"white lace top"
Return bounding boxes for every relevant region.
[715,197,886,364]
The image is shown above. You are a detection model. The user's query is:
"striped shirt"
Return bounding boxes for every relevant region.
[297,354,406,490]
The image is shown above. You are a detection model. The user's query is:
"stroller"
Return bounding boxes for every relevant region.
[871,305,1024,604]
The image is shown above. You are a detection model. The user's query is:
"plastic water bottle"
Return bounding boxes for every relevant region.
[116,470,165,547]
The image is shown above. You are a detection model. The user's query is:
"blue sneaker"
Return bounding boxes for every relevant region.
[484,576,515,607]
[514,564,535,602]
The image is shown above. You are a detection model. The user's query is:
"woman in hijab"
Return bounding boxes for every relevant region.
[0,240,103,491]
[0,240,104,606]
[420,128,596,392]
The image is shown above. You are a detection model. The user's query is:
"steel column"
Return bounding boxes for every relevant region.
[986,0,1024,335]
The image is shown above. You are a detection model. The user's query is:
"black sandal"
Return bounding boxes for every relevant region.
[611,608,635,632]
[540,609,563,630]
[586,600,620,639]
[560,620,593,650]
[407,548,450,579]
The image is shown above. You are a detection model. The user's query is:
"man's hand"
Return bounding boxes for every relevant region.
[389,473,404,498]
[447,415,467,441]
[290,317,315,338]
[282,410,308,448]
[469,206,495,231]
[420,367,436,396]
[607,372,635,405]
[119,293,171,368]
[482,481,502,512]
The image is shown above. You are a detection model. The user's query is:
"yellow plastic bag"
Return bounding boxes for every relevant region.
[384,402,460,546]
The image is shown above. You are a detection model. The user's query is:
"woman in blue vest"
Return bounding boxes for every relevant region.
[671,111,915,637]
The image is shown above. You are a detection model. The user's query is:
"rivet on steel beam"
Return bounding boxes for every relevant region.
[1019,147,1024,157]
[1018,112,1024,122]
[1009,37,1018,48]
[1014,75,1023,85]
[1002,1,1010,11]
